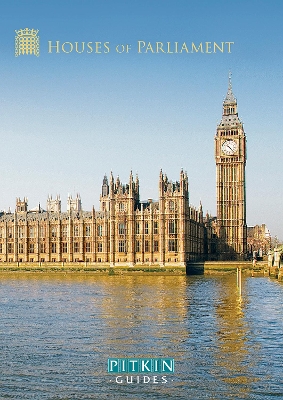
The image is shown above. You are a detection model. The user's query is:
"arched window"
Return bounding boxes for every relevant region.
[118,223,125,235]
[169,220,177,234]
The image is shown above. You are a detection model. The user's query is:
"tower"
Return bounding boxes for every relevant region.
[67,193,82,212]
[16,197,28,213]
[100,174,110,211]
[215,74,247,260]
[47,195,61,213]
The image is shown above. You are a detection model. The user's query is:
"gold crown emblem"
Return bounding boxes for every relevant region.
[15,28,39,37]
[15,28,40,57]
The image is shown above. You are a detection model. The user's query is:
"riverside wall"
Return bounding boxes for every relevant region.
[0,260,281,279]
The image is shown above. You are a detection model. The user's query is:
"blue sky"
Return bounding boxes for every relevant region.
[0,0,282,239]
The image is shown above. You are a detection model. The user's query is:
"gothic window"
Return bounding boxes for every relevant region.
[154,222,158,234]
[154,240,159,252]
[97,242,103,252]
[29,243,35,253]
[85,242,91,253]
[74,225,79,237]
[61,242,68,253]
[118,240,125,253]
[51,243,56,253]
[0,227,3,238]
[169,201,175,211]
[144,240,149,252]
[144,222,149,235]
[18,243,24,254]
[74,242,79,253]
[118,223,125,235]
[29,227,35,238]
[18,227,24,238]
[40,226,46,237]
[85,225,91,237]
[232,167,237,182]
[119,203,125,212]
[169,220,177,234]
[136,240,140,252]
[8,227,13,239]
[136,223,140,235]
[62,225,68,237]
[8,243,13,253]
[51,226,56,238]
[0,243,2,253]
[40,243,46,253]
[97,225,103,237]
[168,239,177,252]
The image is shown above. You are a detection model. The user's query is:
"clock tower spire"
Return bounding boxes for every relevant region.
[215,74,247,260]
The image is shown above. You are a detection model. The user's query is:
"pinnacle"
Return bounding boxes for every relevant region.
[224,71,236,104]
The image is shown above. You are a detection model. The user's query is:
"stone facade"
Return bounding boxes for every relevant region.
[0,170,217,265]
[0,76,248,264]
[215,74,247,260]
[247,224,271,257]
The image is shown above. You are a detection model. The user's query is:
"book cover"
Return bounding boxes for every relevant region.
[0,1,282,399]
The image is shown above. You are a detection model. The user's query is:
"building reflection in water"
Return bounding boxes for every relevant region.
[212,275,260,398]
[95,275,189,359]
[1,272,283,399]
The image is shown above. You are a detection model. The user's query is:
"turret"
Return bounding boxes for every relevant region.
[101,174,109,197]
[129,170,133,196]
[217,72,243,132]
[110,171,114,197]
[16,197,28,213]
[198,201,203,223]
[222,71,238,116]
[67,193,82,212]
[47,194,61,213]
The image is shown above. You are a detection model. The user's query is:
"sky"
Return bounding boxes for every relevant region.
[0,0,282,239]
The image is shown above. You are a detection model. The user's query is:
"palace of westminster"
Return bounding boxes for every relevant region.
[0,78,263,265]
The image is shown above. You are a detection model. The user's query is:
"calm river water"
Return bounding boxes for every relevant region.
[0,272,283,399]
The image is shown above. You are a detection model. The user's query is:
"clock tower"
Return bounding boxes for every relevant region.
[215,74,247,260]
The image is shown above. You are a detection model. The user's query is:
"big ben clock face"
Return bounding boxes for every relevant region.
[221,139,238,155]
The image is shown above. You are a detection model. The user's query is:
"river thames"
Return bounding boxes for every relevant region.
[0,272,283,399]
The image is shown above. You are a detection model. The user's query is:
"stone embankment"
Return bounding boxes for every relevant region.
[0,261,282,279]
[0,262,186,275]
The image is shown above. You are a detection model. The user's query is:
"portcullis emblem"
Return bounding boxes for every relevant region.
[15,28,39,57]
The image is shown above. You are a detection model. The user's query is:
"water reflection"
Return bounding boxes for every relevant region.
[97,276,188,358]
[212,276,256,398]
[0,272,283,399]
